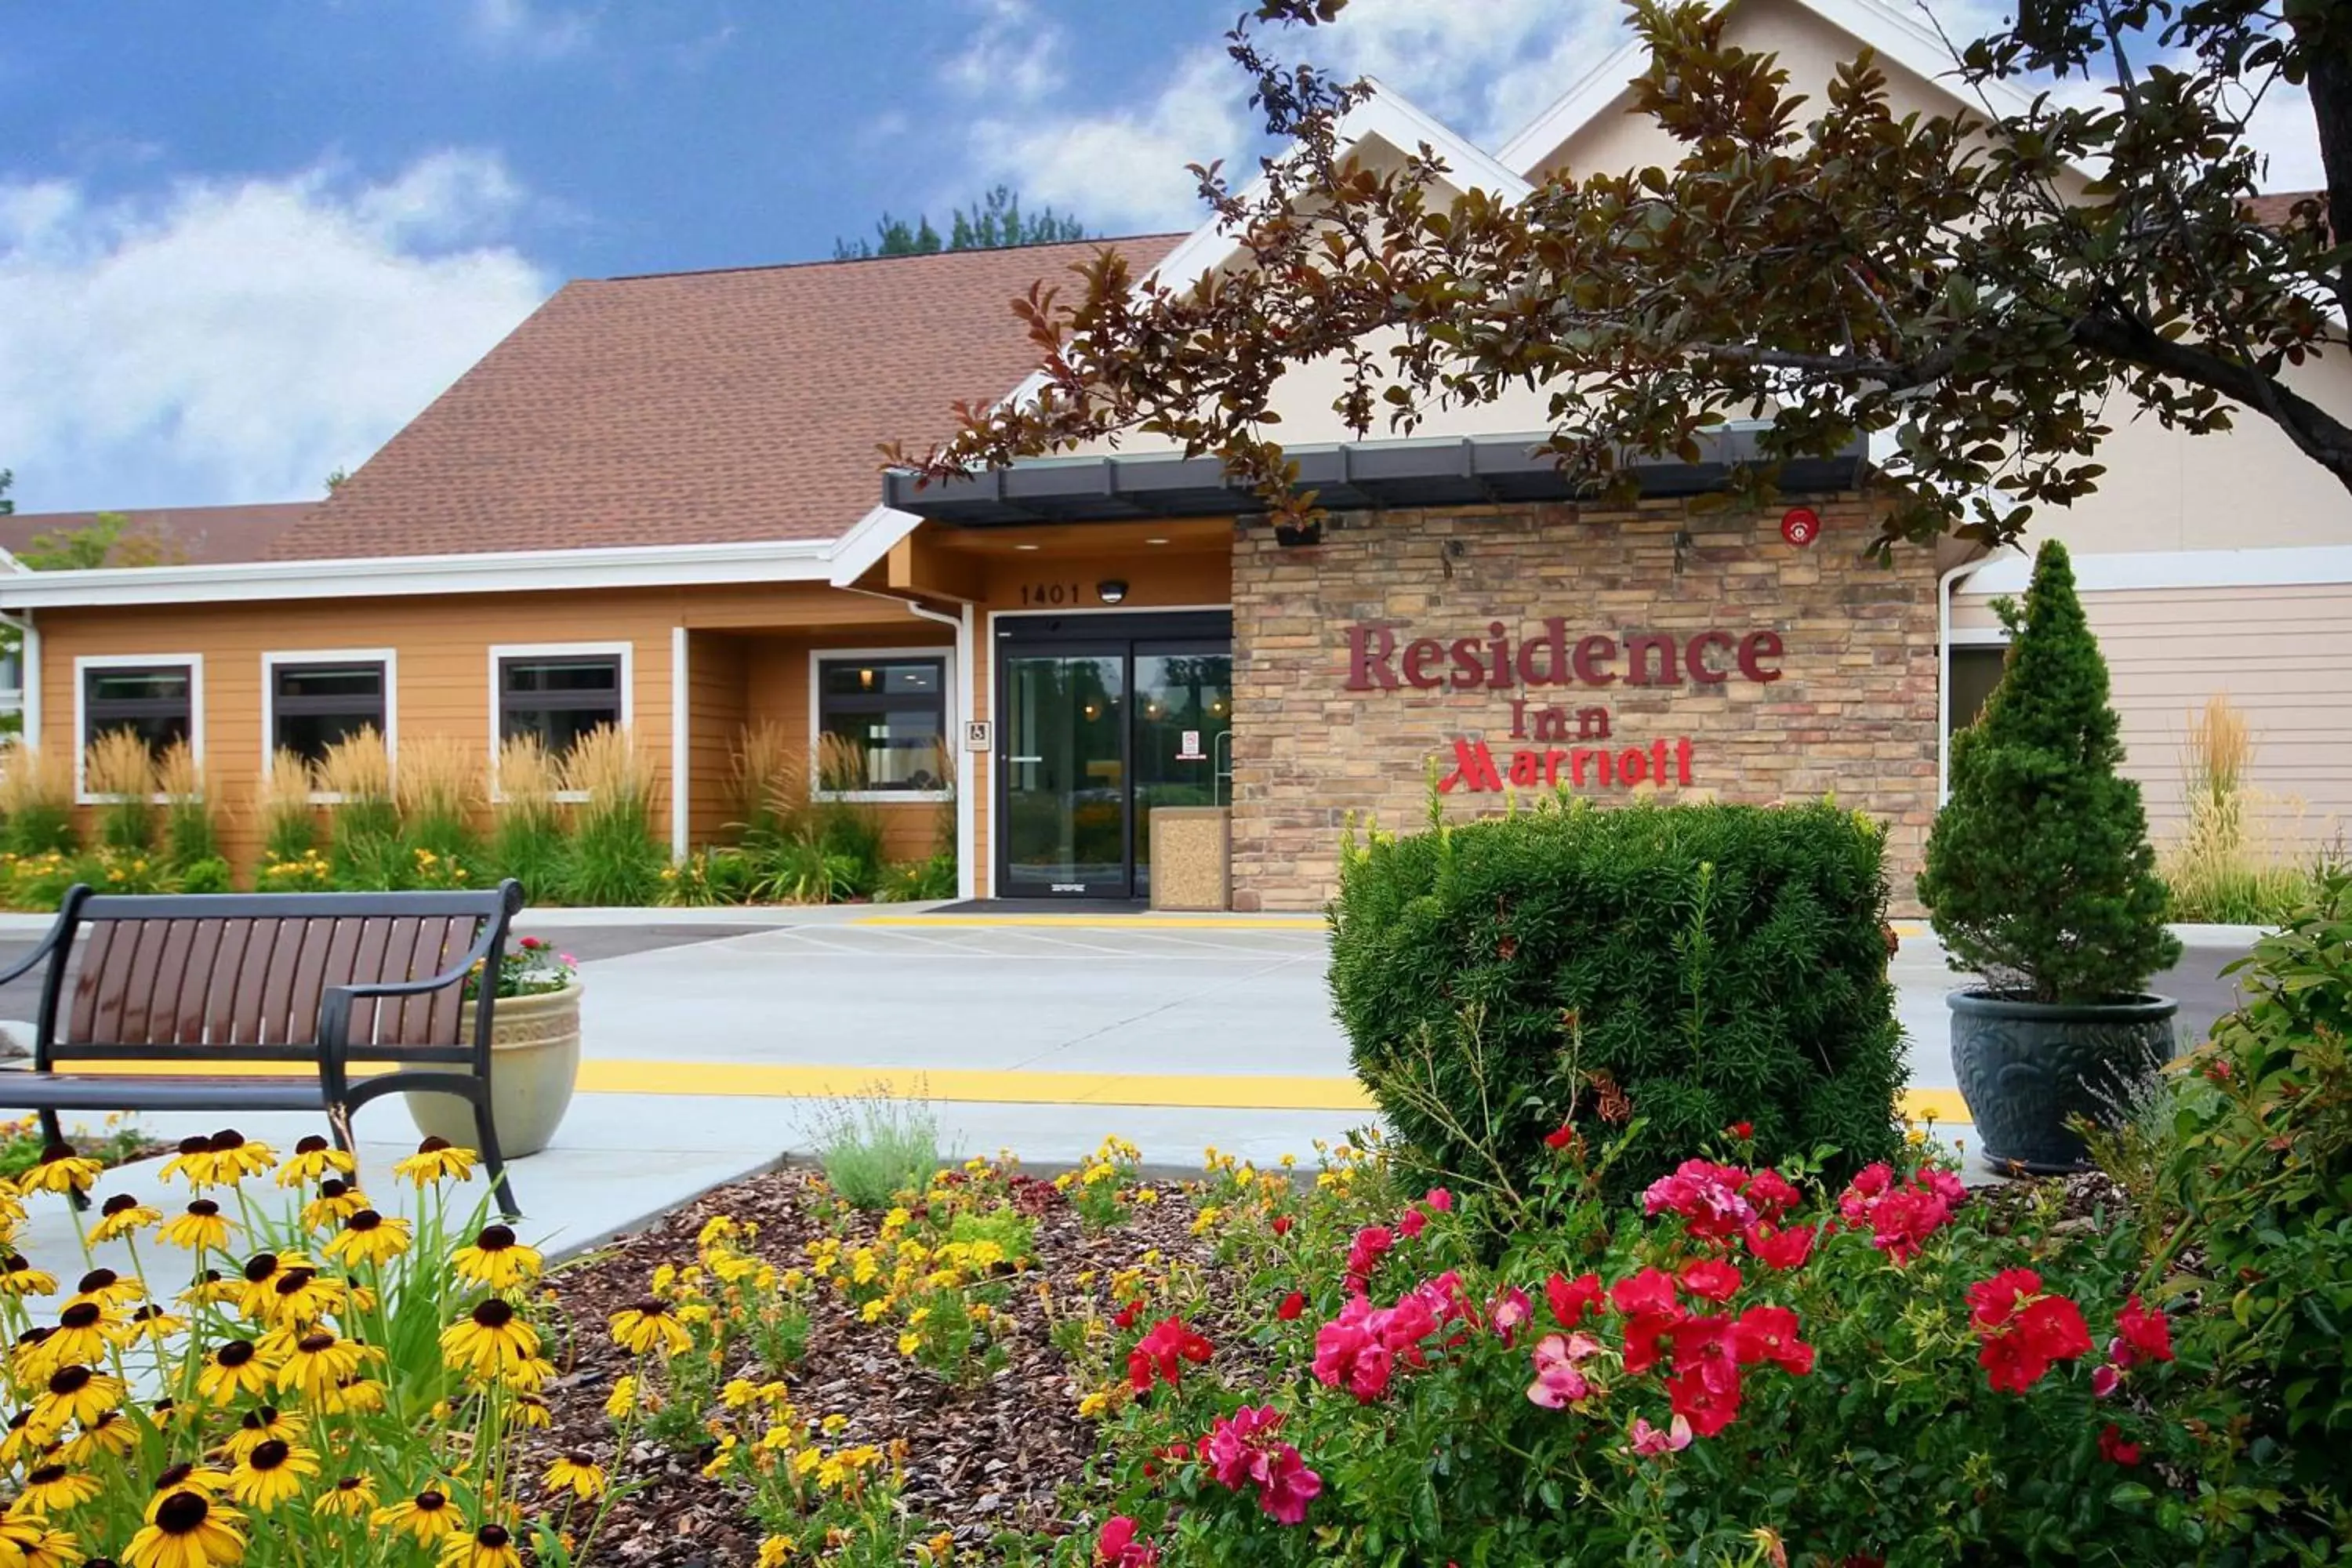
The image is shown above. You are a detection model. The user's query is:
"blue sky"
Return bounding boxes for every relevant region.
[0,0,2324,517]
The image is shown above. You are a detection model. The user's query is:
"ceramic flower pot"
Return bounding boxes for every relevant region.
[1947,989,2176,1174]
[404,980,582,1158]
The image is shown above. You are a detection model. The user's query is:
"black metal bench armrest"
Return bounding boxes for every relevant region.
[0,889,84,989]
[315,880,521,1098]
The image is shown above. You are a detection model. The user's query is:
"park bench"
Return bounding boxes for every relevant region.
[0,881,526,1218]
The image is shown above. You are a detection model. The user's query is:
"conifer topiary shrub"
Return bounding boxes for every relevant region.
[1330,798,1904,1200]
[1918,538,2180,1002]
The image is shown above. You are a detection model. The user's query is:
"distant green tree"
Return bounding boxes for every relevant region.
[0,469,13,517]
[833,187,1084,260]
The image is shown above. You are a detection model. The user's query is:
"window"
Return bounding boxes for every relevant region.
[1947,644,2008,735]
[81,661,195,759]
[496,649,626,757]
[816,655,948,793]
[270,658,389,764]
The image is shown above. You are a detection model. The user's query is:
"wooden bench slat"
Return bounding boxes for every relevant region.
[257,917,310,1047]
[227,918,281,1046]
[172,920,226,1046]
[140,920,198,1048]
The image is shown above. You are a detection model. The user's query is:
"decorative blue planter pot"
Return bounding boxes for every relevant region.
[1948,989,2177,1175]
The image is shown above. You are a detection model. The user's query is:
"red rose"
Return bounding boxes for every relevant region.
[1113,1300,1142,1330]
[1743,1222,1816,1272]
[1397,1208,1427,1240]
[1965,1268,2043,1331]
[1727,1121,1754,1139]
[1977,1330,2051,1394]
[1423,1188,1454,1213]
[1621,1308,1685,1375]
[1542,1123,1578,1151]
[2111,1295,2173,1367]
[2097,1424,2141,1465]
[1666,1365,1741,1436]
[1611,1268,1679,1318]
[1127,1316,1214,1394]
[518,935,544,950]
[1679,1258,1743,1304]
[2017,1295,2092,1363]
[1271,1214,1293,1237]
[1277,1291,1306,1322]
[1545,1272,1602,1330]
[1744,1169,1802,1225]
[1731,1305,1816,1375]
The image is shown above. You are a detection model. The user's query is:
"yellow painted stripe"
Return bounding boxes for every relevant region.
[854,914,1327,930]
[49,1059,1971,1122]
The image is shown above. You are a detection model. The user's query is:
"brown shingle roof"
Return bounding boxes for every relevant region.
[2244,191,2331,233]
[0,503,314,566]
[267,235,1185,561]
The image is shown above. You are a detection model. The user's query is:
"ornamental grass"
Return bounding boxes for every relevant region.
[252,750,318,868]
[2160,693,2336,924]
[728,722,806,848]
[394,735,483,889]
[317,729,402,890]
[557,727,664,907]
[0,1129,617,1568]
[82,730,155,855]
[0,744,78,857]
[488,737,566,905]
[154,742,222,874]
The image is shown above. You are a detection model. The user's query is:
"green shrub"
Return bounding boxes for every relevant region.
[2108,875,2352,1479]
[1329,797,1903,1200]
[1918,540,2179,1000]
[173,855,234,895]
[753,837,862,904]
[877,851,956,902]
[809,1089,942,1210]
[813,801,888,898]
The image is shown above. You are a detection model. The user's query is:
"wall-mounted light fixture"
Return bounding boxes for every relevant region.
[1097,579,1129,604]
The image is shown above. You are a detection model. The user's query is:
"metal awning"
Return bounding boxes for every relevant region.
[882,428,1866,527]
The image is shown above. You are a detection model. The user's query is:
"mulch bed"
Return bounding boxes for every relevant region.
[533,1167,1224,1566]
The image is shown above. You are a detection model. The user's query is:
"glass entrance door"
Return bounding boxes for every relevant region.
[996,613,1232,900]
[1133,646,1232,899]
[1002,649,1128,897]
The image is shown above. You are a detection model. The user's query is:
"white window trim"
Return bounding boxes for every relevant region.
[73,652,205,804]
[488,641,633,804]
[261,648,399,804]
[809,645,956,804]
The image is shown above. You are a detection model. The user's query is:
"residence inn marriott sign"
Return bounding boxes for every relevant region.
[1345,618,1788,794]
[1220,499,1942,912]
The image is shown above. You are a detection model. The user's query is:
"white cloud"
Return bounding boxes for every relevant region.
[1313,0,1624,146]
[2237,78,2326,194]
[940,0,1063,104]
[963,43,1252,231]
[467,0,593,60]
[0,151,554,512]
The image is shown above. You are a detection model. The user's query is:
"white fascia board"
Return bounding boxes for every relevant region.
[1145,78,1531,296]
[1958,544,2352,597]
[826,505,926,588]
[1496,0,2048,180]
[0,536,837,609]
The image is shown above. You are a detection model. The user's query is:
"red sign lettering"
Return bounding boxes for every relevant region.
[1346,622,1782,691]
[1439,737,1696,794]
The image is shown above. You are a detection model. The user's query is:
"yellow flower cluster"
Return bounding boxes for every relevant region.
[256,849,333,891]
[0,1128,583,1568]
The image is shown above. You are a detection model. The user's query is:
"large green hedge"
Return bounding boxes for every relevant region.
[1329,799,1905,1196]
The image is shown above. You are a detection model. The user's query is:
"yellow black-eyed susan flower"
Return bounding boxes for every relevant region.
[156,1203,230,1254]
[609,1299,691,1358]
[542,1453,604,1501]
[220,1408,304,1465]
[0,1515,82,1568]
[439,1522,521,1568]
[273,1333,364,1405]
[260,1269,343,1329]
[117,1305,185,1350]
[756,1535,797,1568]
[63,1408,135,1465]
[299,1182,368,1234]
[321,1211,409,1271]
[31,1367,121,1437]
[0,1410,38,1468]
[274,1137,353,1189]
[67,1269,143,1312]
[197,1342,273,1406]
[23,1302,116,1381]
[176,1272,241,1310]
[0,1255,60,1299]
[602,1375,638,1421]
[499,1356,553,1394]
[13,1460,101,1514]
[225,1438,315,1512]
[144,1465,230,1519]
[202,1131,276,1184]
[18,1145,102,1199]
[449,1225,540,1290]
[321,1377,384,1417]
[372,1488,463,1546]
[438,1298,539,1381]
[231,1254,286,1320]
[509,1392,550,1429]
[89,1196,162,1244]
[311,1474,376,1519]
[156,1136,223,1191]
[390,1138,475,1188]
[126,1486,245,1568]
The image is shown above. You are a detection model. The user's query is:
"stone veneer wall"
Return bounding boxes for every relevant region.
[1227,498,1942,912]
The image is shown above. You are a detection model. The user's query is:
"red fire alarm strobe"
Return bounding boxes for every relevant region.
[1780,507,1821,547]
